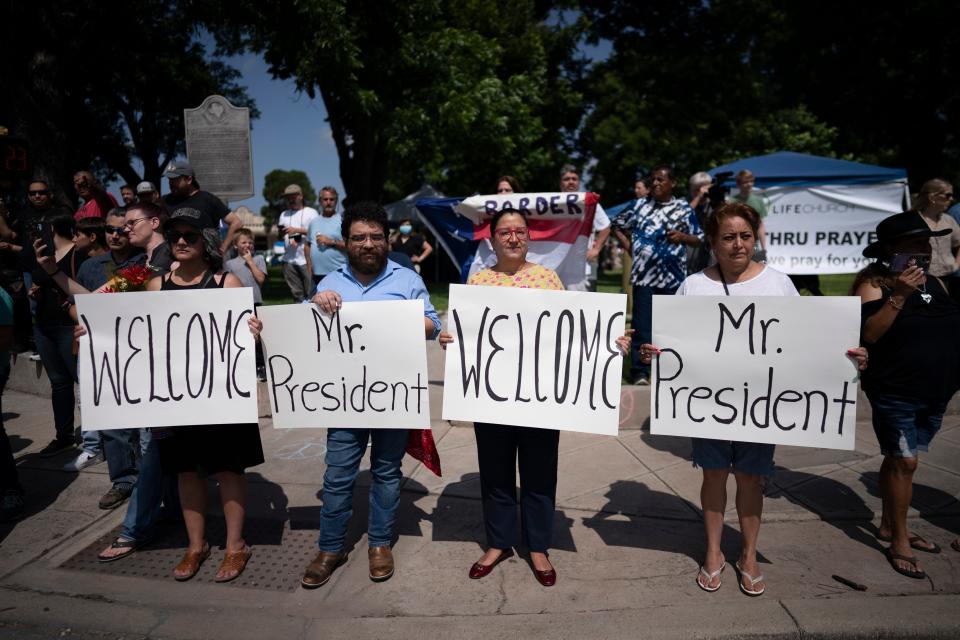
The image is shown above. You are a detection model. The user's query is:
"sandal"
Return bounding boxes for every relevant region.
[696,562,725,592]
[877,532,941,554]
[886,548,925,580]
[215,545,252,583]
[97,537,141,563]
[173,542,210,582]
[734,560,765,596]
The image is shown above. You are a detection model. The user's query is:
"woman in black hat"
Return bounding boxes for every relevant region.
[853,210,960,579]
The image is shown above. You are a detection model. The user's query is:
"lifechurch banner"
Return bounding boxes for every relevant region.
[258,300,431,429]
[650,295,861,450]
[761,182,905,275]
[76,288,258,430]
[442,284,627,436]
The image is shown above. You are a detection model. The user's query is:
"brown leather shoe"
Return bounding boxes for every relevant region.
[368,545,394,582]
[301,551,347,589]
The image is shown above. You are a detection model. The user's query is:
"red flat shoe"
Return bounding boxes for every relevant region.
[533,567,557,587]
[469,549,513,579]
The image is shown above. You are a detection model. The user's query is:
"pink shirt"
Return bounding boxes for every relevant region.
[75,193,119,220]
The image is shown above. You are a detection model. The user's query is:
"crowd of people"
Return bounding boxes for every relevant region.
[0,161,958,594]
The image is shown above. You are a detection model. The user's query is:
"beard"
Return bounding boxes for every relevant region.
[350,248,387,275]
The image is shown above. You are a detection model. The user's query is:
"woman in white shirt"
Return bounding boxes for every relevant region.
[639,202,867,597]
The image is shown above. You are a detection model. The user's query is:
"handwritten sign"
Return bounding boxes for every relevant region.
[454,192,593,223]
[257,300,430,429]
[442,284,627,435]
[76,288,257,430]
[650,296,861,450]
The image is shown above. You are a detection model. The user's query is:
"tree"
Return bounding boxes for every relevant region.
[206,0,584,201]
[260,169,317,227]
[0,1,257,204]
[578,0,960,200]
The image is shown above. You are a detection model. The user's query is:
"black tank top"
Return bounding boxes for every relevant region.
[160,270,225,291]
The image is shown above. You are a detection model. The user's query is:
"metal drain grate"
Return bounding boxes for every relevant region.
[59,517,319,592]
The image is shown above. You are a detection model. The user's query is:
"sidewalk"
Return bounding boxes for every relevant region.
[1,341,960,639]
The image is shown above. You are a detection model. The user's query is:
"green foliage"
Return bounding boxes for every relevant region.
[260,169,317,226]
[578,0,960,200]
[1,1,257,201]
[206,0,584,200]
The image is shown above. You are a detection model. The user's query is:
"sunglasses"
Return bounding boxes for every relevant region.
[165,229,202,244]
[938,192,954,199]
[105,226,128,236]
[28,190,50,196]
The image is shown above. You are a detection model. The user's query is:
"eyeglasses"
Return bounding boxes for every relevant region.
[105,226,128,236]
[494,227,528,240]
[348,233,385,243]
[28,190,50,196]
[165,229,202,244]
[123,217,151,230]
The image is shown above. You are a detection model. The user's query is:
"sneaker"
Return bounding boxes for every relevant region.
[98,484,133,510]
[37,438,77,458]
[0,489,25,522]
[62,450,105,472]
[28,352,41,362]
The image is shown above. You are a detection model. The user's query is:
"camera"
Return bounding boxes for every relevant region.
[707,171,733,208]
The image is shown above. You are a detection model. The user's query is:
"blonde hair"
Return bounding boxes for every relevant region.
[912,178,953,212]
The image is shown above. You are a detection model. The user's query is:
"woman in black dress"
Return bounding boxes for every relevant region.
[147,208,264,583]
[390,218,432,272]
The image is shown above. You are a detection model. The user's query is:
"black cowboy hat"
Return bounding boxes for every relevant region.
[862,211,951,258]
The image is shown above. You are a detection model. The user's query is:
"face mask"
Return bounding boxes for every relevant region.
[399,225,412,234]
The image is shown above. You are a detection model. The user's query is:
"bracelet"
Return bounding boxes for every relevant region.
[887,297,904,310]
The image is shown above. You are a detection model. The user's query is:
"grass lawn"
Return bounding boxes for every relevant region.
[260,266,858,310]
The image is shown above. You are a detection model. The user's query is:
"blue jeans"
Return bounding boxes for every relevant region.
[319,428,408,552]
[102,429,139,487]
[81,430,102,456]
[120,429,180,542]
[34,325,77,441]
[630,284,678,378]
[866,392,947,458]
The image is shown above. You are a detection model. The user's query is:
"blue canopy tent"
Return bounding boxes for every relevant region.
[708,151,907,189]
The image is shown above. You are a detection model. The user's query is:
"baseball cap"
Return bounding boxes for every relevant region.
[165,206,214,230]
[136,181,157,194]
[283,184,303,196]
[163,161,196,179]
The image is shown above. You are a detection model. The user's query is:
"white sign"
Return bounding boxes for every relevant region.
[650,296,861,450]
[76,288,257,430]
[258,300,430,429]
[442,284,627,435]
[455,192,592,223]
[760,182,907,274]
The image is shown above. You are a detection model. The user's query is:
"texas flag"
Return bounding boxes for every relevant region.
[415,192,599,287]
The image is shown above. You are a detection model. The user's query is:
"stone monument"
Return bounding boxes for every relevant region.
[183,95,254,201]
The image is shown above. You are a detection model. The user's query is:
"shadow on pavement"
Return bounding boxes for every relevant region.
[430,472,577,552]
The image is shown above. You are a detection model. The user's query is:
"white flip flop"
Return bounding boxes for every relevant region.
[696,561,726,592]
[735,560,765,596]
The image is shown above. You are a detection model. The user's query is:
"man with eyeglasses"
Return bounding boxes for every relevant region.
[300,201,440,590]
[65,211,146,506]
[124,202,173,273]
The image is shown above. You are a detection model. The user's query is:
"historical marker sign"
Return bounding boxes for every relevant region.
[184,95,254,201]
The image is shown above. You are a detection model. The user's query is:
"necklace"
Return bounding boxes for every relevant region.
[919,282,932,304]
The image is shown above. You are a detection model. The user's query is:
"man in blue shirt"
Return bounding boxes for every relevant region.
[301,201,440,590]
[304,186,348,289]
[611,165,703,385]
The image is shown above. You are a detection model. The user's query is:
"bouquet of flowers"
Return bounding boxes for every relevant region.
[101,264,153,293]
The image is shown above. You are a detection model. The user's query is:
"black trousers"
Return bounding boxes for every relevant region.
[474,423,559,552]
[0,374,18,491]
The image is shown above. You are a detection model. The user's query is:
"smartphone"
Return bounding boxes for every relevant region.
[890,253,931,273]
[32,221,56,258]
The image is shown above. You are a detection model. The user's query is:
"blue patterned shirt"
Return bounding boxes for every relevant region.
[612,196,703,289]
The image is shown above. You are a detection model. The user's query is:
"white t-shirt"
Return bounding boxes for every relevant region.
[676,265,799,297]
[278,206,319,265]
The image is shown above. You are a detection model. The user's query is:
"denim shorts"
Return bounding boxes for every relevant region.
[866,392,947,458]
[691,438,776,477]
